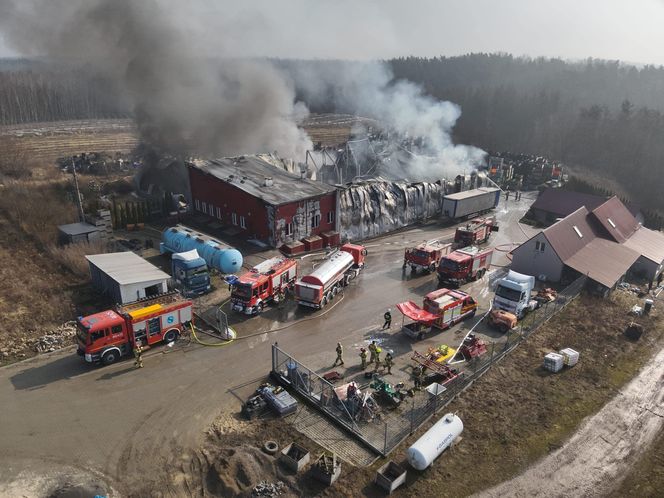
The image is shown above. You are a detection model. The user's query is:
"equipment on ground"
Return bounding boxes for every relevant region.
[454,216,498,248]
[543,352,564,372]
[295,244,366,308]
[76,291,193,365]
[456,333,488,360]
[170,249,211,296]
[311,453,342,486]
[559,348,579,367]
[438,246,493,287]
[492,270,537,319]
[407,413,464,470]
[231,257,297,315]
[397,288,478,340]
[411,351,461,385]
[403,240,453,273]
[488,309,518,333]
[442,187,501,220]
[160,225,243,274]
[258,383,298,416]
[370,377,404,408]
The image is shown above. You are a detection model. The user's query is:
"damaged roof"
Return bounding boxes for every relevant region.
[189,156,335,206]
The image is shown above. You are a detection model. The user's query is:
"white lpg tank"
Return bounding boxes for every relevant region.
[407,413,463,470]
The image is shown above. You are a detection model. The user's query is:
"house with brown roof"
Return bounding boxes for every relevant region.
[528,188,643,226]
[512,196,664,292]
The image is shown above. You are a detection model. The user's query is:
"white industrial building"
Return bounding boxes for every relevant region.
[86,252,170,304]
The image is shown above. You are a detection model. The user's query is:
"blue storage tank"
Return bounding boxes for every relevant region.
[160,225,243,274]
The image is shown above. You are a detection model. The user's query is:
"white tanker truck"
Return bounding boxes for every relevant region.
[295,243,367,308]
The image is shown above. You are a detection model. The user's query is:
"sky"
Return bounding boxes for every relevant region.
[2,0,664,65]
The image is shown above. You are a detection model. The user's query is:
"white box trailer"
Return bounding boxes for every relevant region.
[442,187,501,220]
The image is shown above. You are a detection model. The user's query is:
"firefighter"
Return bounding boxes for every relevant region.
[382,309,392,330]
[359,348,368,370]
[374,345,382,367]
[368,341,377,364]
[413,365,423,390]
[133,341,144,369]
[384,352,394,374]
[332,342,344,367]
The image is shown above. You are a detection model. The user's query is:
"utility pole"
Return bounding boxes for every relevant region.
[71,157,85,222]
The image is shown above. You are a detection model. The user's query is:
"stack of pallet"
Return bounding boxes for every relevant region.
[85,209,113,239]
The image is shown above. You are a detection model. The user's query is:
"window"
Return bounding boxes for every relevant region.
[195,199,200,211]
[111,325,123,335]
[201,202,207,214]
[573,225,583,238]
[90,329,107,342]
[285,222,293,236]
[535,241,546,252]
[607,218,616,228]
[216,206,221,219]
[232,213,238,225]
[327,211,335,224]
[260,282,269,293]
[240,216,246,229]
[311,214,320,228]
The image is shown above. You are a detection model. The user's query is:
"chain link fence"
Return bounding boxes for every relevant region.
[272,274,587,456]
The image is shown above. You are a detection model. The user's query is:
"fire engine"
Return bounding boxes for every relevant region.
[295,243,366,308]
[231,256,297,314]
[454,216,497,248]
[403,240,452,273]
[437,246,493,287]
[76,292,193,365]
[396,288,478,340]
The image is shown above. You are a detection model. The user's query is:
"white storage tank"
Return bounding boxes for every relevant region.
[544,352,564,372]
[559,348,579,367]
[407,413,463,471]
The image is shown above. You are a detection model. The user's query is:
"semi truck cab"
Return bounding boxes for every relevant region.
[172,249,211,296]
[492,270,536,319]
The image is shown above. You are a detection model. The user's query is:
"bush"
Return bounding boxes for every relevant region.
[49,239,110,278]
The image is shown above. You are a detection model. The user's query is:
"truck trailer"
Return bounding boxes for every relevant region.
[76,292,193,365]
[295,243,367,308]
[442,187,501,220]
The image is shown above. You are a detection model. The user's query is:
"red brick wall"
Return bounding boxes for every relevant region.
[188,166,338,247]
[188,166,270,241]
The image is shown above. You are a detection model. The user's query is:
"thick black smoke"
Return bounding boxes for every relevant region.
[0,0,312,158]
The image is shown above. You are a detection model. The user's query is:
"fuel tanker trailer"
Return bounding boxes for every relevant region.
[160,224,243,274]
[295,243,367,308]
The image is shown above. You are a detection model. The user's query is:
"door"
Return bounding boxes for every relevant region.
[145,284,161,297]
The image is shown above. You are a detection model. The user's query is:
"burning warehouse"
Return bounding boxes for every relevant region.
[187,155,337,247]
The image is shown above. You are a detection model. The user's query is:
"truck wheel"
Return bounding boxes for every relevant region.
[163,329,179,343]
[102,350,119,366]
[332,286,339,296]
[326,291,334,302]
[322,296,328,307]
[417,332,425,341]
[478,269,485,279]
[428,263,436,273]
[499,323,509,333]
[411,265,417,273]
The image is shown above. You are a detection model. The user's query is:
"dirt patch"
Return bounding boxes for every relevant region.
[611,426,664,497]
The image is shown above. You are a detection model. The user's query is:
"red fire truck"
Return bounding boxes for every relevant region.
[397,288,478,340]
[437,246,493,287]
[403,240,452,273]
[295,243,366,308]
[231,256,297,315]
[76,292,193,365]
[454,216,497,248]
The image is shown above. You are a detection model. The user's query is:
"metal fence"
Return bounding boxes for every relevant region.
[271,274,587,456]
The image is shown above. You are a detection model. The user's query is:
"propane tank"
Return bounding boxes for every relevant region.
[160,226,243,274]
[407,413,463,470]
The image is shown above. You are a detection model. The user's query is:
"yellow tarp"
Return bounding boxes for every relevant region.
[129,304,162,319]
[428,345,456,363]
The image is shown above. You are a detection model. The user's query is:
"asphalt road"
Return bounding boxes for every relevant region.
[0,194,536,496]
